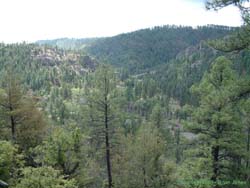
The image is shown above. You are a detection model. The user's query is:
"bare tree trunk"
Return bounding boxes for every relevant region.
[211,145,219,188]
[211,124,220,188]
[105,102,112,188]
[175,127,180,164]
[247,127,250,169]
[143,155,147,188]
[9,104,16,142]
[104,75,113,188]
[10,115,16,141]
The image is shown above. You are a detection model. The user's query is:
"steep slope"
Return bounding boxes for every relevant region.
[32,25,248,107]
[150,41,250,105]
[85,25,236,73]
[0,43,98,94]
[36,25,237,74]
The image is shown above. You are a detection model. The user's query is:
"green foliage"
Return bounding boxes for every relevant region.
[1,17,250,188]
[86,25,235,73]
[150,104,164,129]
[0,141,23,183]
[186,56,247,185]
[0,73,46,153]
[207,26,250,52]
[85,64,119,140]
[84,64,122,188]
[34,126,85,176]
[206,0,250,52]
[15,166,78,188]
[34,125,103,188]
[206,0,249,17]
[0,43,96,95]
[113,123,177,188]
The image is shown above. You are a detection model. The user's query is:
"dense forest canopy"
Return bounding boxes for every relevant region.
[38,25,237,73]
[0,1,250,188]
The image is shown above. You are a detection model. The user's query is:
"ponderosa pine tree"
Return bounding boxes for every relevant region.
[86,64,118,188]
[187,56,246,187]
[0,73,22,142]
[113,123,176,188]
[206,0,249,15]
[0,71,46,151]
[240,99,250,184]
[206,0,250,52]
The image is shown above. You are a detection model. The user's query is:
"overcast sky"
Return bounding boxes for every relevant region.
[0,0,242,43]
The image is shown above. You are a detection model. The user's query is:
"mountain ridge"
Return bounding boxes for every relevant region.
[35,24,237,74]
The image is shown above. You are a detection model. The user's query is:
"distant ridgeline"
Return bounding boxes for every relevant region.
[36,25,238,73]
[86,25,237,73]
[33,25,250,105]
[1,24,249,188]
[2,25,248,106]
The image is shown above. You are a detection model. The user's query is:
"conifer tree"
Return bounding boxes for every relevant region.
[187,56,246,187]
[0,73,22,142]
[206,0,250,52]
[113,123,176,188]
[0,72,46,151]
[86,64,118,188]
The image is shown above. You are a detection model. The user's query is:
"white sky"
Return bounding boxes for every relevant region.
[0,0,243,43]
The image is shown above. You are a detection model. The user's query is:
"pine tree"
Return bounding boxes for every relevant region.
[113,123,176,188]
[0,72,46,151]
[187,56,246,187]
[240,99,250,184]
[0,73,22,142]
[86,64,118,188]
[206,0,250,52]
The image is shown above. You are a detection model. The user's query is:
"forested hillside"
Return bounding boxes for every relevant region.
[86,25,236,73]
[38,25,236,73]
[1,2,250,188]
[0,43,97,92]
